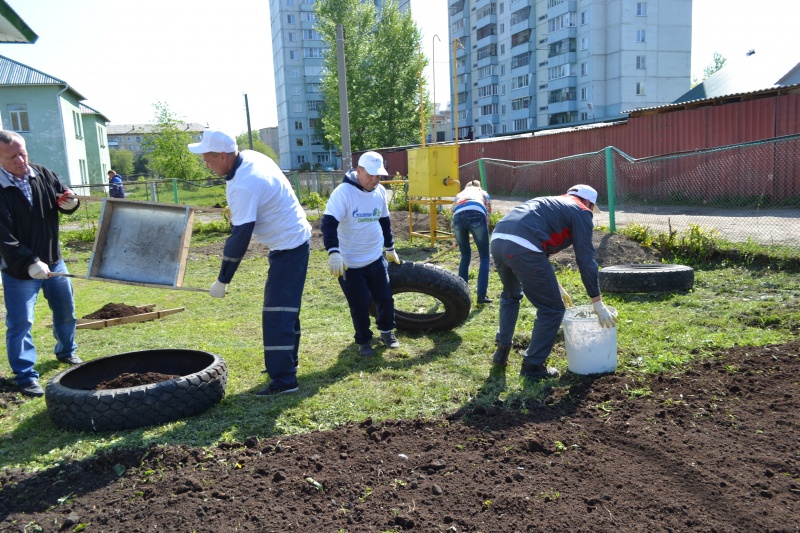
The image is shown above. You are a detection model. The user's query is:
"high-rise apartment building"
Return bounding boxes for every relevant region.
[270,0,407,170]
[448,0,691,139]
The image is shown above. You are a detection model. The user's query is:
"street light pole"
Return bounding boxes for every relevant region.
[432,34,441,145]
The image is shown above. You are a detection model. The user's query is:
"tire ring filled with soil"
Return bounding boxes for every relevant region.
[599,263,695,293]
[371,261,471,331]
[45,349,227,432]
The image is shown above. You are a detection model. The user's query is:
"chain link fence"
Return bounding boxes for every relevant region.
[462,134,800,249]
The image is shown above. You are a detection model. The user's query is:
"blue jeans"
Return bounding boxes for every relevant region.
[262,241,309,385]
[453,210,490,300]
[490,239,565,366]
[338,256,396,345]
[2,261,77,385]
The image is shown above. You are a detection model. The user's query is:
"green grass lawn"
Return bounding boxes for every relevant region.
[1,220,799,471]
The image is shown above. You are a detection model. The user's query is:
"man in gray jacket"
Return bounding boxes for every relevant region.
[490,184,618,379]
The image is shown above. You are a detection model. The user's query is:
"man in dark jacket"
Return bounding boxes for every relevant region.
[490,184,618,380]
[0,130,82,397]
[108,169,126,198]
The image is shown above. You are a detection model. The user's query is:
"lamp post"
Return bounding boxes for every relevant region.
[452,38,464,145]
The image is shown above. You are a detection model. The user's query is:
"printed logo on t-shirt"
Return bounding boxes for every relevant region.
[351,207,381,222]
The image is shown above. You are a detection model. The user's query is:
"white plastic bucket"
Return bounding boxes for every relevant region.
[562,304,618,375]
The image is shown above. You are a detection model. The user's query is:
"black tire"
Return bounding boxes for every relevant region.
[45,349,227,432]
[371,261,471,332]
[599,264,695,293]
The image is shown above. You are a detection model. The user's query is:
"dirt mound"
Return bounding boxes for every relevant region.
[82,303,153,320]
[1,341,798,530]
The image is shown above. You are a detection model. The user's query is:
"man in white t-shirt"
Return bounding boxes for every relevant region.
[188,129,312,396]
[321,151,401,356]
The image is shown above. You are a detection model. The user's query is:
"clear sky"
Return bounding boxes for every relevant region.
[4,0,799,137]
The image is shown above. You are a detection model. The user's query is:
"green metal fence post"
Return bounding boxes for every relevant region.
[604,147,616,233]
[293,172,300,199]
[477,158,487,190]
[172,178,179,204]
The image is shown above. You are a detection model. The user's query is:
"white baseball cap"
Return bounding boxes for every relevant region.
[358,151,388,176]
[188,129,238,154]
[567,184,601,213]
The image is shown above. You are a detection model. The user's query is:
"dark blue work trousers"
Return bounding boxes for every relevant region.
[338,256,396,345]
[263,240,310,385]
[490,238,566,366]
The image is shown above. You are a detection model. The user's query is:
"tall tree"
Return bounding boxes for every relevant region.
[144,102,210,180]
[109,149,134,176]
[692,52,728,87]
[315,0,430,152]
[235,132,279,163]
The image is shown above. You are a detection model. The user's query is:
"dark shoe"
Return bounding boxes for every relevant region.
[491,344,510,366]
[256,380,299,396]
[379,331,400,349]
[20,380,44,397]
[359,342,375,356]
[57,354,83,365]
[520,363,560,380]
[477,297,493,304]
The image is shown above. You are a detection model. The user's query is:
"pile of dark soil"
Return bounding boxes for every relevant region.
[95,372,181,390]
[81,303,154,320]
[1,342,797,531]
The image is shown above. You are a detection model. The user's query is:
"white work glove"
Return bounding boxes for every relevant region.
[558,285,573,308]
[328,252,346,277]
[210,280,227,298]
[28,261,51,279]
[57,189,78,209]
[592,299,619,329]
[384,247,401,264]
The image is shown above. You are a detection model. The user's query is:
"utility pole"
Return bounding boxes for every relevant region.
[244,93,254,150]
[336,24,352,171]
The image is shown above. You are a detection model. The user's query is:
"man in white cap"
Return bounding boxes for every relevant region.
[489,184,618,379]
[188,129,312,396]
[321,151,401,356]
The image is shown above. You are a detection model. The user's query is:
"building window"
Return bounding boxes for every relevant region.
[510,6,530,25]
[580,87,587,100]
[512,53,530,69]
[548,88,576,103]
[451,18,465,33]
[288,32,296,42]
[477,84,499,97]
[8,104,31,131]
[580,112,588,120]
[297,155,306,165]
[636,30,646,43]
[302,12,314,22]
[511,96,530,110]
[287,14,296,24]
[286,0,293,5]
[303,29,322,40]
[98,126,105,147]
[308,118,317,129]
[511,29,531,47]
[580,37,588,50]
[480,103,498,116]
[637,2,647,16]
[476,2,497,20]
[293,103,303,113]
[636,82,646,95]
[316,154,330,164]
[304,48,323,58]
[547,64,570,80]
[480,124,494,136]
[289,50,298,60]
[476,44,497,60]
[307,100,323,111]
[478,64,498,79]
[500,44,505,55]
[636,55,646,69]
[581,10,588,25]
[580,62,587,76]
[72,110,83,139]
[295,121,304,130]
[296,138,304,146]
[79,159,87,183]
[513,118,528,131]
[511,74,530,89]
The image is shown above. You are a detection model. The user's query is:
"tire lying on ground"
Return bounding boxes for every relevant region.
[371,261,471,332]
[45,349,227,432]
[599,264,695,293]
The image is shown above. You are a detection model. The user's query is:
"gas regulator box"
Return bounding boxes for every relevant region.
[407,145,460,198]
